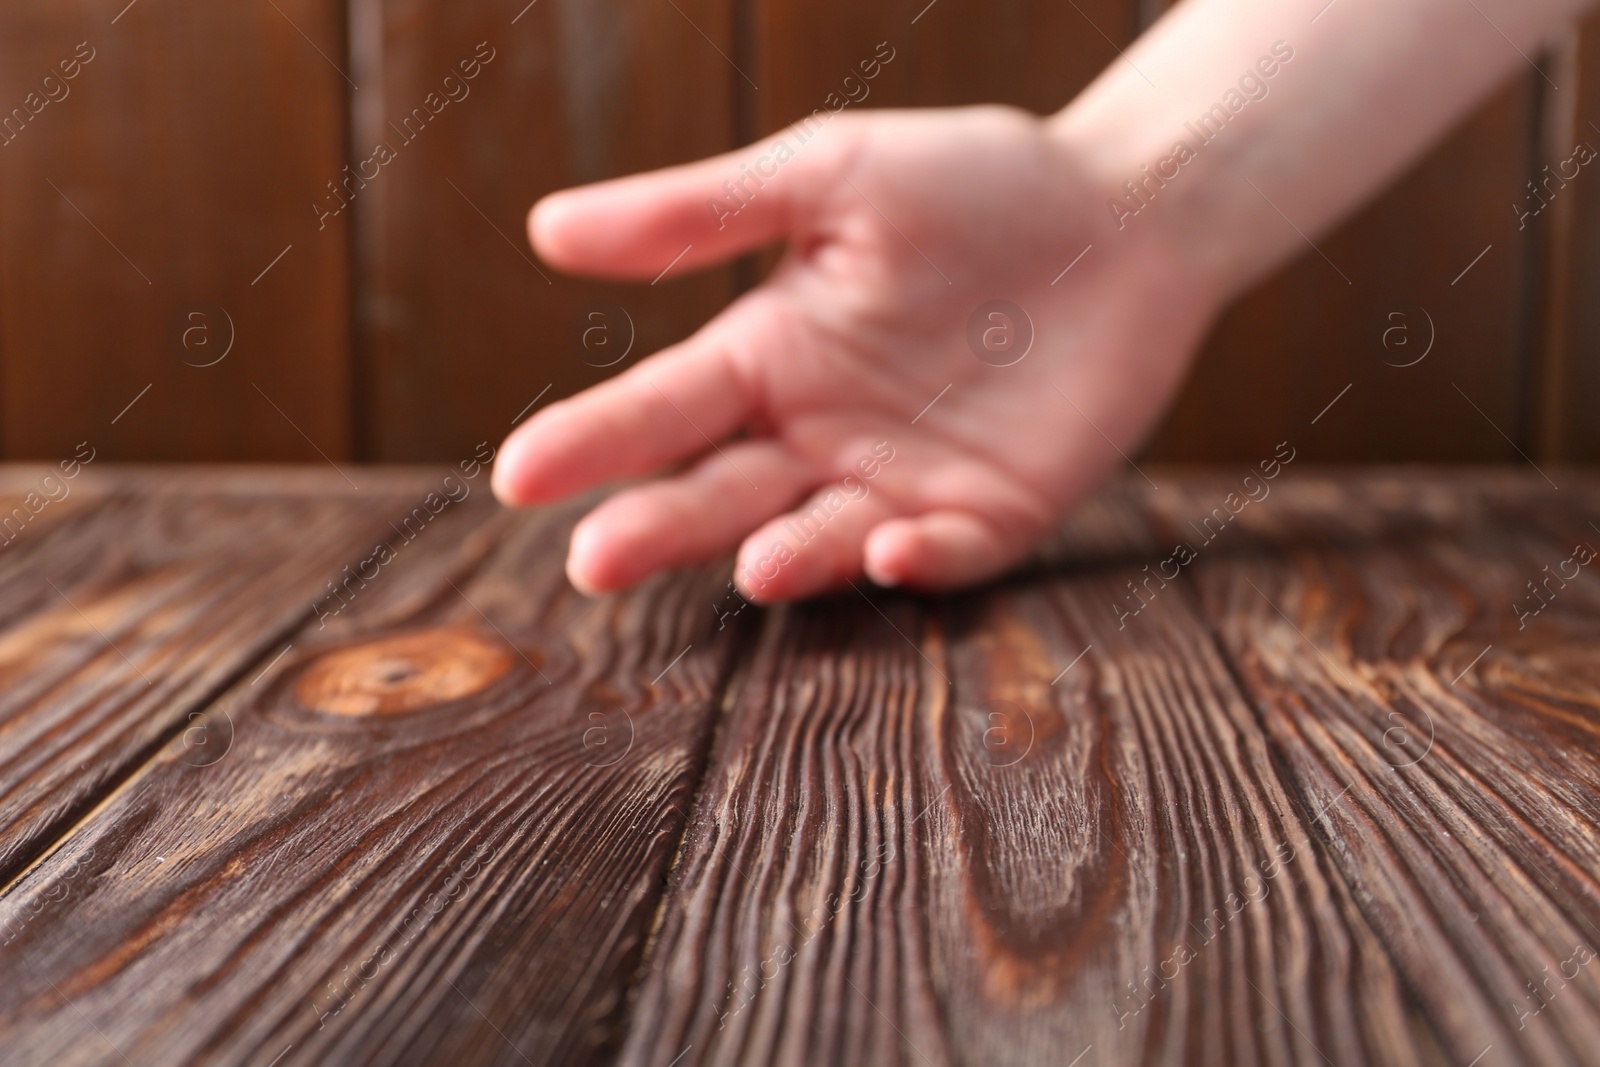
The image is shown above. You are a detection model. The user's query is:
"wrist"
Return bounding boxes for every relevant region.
[1041,17,1318,313]
[1040,99,1237,320]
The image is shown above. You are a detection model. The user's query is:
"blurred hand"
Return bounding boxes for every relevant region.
[492,106,1220,601]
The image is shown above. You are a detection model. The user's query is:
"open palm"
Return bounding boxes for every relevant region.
[492,106,1219,601]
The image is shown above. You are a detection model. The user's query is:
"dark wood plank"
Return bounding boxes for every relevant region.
[0,467,437,884]
[1182,470,1600,1065]
[349,0,739,460]
[616,488,1435,1066]
[0,0,353,461]
[1529,10,1600,462]
[7,468,1600,1067]
[0,487,743,1066]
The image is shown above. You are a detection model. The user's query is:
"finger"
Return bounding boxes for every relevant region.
[565,442,815,594]
[492,294,780,506]
[734,485,895,603]
[862,510,1036,592]
[528,118,857,281]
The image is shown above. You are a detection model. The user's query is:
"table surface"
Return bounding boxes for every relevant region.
[0,466,1597,1067]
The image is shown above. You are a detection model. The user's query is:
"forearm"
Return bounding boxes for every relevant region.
[1050,0,1594,301]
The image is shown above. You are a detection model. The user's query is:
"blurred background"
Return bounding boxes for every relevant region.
[3,0,1599,465]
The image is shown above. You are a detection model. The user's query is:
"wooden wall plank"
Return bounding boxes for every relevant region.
[0,489,743,1066]
[1531,10,1600,462]
[749,0,1136,125]
[0,468,436,885]
[1147,78,1541,462]
[350,0,739,461]
[0,0,1585,464]
[0,0,354,461]
[1131,0,1544,463]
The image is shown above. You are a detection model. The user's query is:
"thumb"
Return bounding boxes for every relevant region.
[528,114,860,281]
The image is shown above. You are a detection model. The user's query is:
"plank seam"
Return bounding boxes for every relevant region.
[1170,560,1466,1061]
[607,600,763,1057]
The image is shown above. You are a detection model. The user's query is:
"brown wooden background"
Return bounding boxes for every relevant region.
[1,0,1597,465]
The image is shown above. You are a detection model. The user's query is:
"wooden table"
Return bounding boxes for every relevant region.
[1,466,1597,1067]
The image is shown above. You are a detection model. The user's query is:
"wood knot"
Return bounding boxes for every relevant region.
[294,628,514,716]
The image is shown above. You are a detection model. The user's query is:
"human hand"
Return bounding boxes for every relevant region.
[491,105,1222,601]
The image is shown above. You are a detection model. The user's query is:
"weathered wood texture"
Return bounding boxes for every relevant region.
[1175,472,1600,1065]
[3,468,1600,1067]
[0,468,436,885]
[619,505,1412,1065]
[0,476,740,1066]
[620,469,1600,1065]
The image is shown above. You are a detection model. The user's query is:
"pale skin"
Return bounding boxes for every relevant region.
[491,0,1594,602]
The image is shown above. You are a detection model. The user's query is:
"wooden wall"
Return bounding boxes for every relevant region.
[0,0,1595,464]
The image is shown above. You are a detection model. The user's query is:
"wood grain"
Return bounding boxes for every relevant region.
[1182,471,1600,1065]
[5,468,1600,1067]
[0,2,1596,465]
[616,518,1435,1065]
[0,468,436,884]
[0,484,743,1066]
[616,470,1600,1065]
[0,0,353,461]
